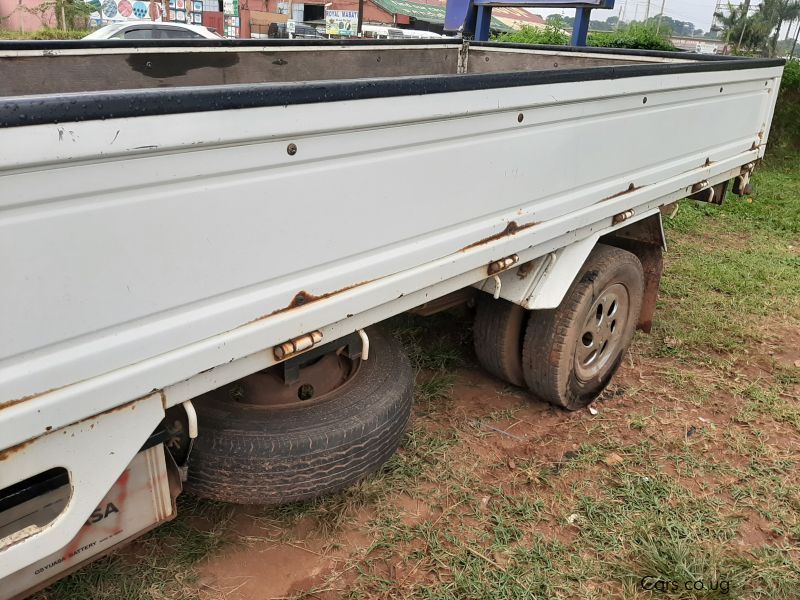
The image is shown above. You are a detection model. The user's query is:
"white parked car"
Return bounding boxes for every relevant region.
[84,21,221,40]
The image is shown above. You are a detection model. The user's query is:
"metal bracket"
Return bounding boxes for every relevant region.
[732,162,756,196]
[457,38,470,74]
[687,179,729,205]
[281,331,364,385]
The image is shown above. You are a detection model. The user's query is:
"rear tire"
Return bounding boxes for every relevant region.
[186,328,413,505]
[473,295,527,387]
[522,244,644,411]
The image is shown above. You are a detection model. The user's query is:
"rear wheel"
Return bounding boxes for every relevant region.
[186,328,413,505]
[522,244,644,410]
[473,295,527,387]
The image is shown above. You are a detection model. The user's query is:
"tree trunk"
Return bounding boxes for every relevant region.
[772,17,783,56]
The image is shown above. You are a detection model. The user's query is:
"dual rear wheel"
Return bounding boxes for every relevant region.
[474,244,644,410]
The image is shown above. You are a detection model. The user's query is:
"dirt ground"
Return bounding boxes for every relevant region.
[185,323,800,600]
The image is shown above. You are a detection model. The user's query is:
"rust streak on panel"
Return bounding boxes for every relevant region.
[599,183,640,202]
[65,398,140,430]
[2,396,149,455]
[0,383,69,412]
[245,279,373,326]
[0,397,27,412]
[460,220,538,252]
[0,439,34,461]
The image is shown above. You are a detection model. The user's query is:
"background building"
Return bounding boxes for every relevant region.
[0,0,545,37]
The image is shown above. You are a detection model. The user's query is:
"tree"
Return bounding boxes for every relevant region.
[764,0,800,56]
[713,2,771,53]
[22,0,93,30]
[546,14,572,28]
[725,0,800,56]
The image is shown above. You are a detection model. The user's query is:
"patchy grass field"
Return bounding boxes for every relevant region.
[38,154,800,600]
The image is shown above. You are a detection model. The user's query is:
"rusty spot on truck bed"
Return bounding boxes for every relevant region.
[0,383,69,412]
[600,183,639,202]
[245,280,373,326]
[1,397,146,459]
[280,281,372,313]
[0,439,34,461]
[0,397,27,412]
[461,221,538,251]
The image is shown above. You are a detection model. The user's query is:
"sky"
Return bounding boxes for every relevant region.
[533,0,756,34]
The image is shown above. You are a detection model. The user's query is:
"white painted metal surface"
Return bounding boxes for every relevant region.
[0,393,164,580]
[0,44,782,583]
[3,444,175,600]
[1,69,780,412]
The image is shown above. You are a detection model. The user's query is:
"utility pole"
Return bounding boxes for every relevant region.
[655,0,666,33]
[616,0,626,30]
[357,0,364,35]
[645,0,651,21]
[791,19,800,58]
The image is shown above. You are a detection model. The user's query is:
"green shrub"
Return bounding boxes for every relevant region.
[0,28,89,40]
[32,28,89,39]
[769,58,800,153]
[496,23,569,46]
[497,22,674,51]
[780,57,800,91]
[588,23,675,51]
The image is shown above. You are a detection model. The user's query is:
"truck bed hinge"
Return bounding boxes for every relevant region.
[274,330,323,360]
[457,39,470,74]
[487,253,519,276]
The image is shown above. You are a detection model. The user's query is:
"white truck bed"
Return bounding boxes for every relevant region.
[0,39,783,584]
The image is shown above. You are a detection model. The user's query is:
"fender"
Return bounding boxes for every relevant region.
[477,211,666,331]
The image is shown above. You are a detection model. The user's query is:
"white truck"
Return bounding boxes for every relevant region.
[0,38,783,598]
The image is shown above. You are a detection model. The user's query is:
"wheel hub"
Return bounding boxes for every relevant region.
[574,283,630,381]
[227,351,358,409]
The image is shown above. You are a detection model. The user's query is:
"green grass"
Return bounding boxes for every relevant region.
[40,496,233,600]
[650,152,800,358]
[734,383,800,430]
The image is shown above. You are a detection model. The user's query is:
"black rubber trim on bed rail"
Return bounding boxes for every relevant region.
[0,55,784,128]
